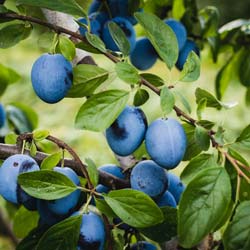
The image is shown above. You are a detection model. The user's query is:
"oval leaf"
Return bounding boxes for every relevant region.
[194,125,210,151]
[178,167,231,248]
[41,152,62,170]
[115,62,140,85]
[75,90,129,132]
[160,86,175,115]
[56,36,76,61]
[133,89,149,106]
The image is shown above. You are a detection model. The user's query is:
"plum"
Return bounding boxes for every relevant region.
[0,103,5,128]
[156,190,177,208]
[78,14,102,36]
[131,241,157,250]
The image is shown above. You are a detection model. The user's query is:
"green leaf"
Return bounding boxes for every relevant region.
[135,12,178,69]
[235,124,250,148]
[104,189,164,228]
[95,198,117,218]
[172,0,185,20]
[33,130,50,142]
[160,86,175,115]
[239,49,250,87]
[16,0,85,17]
[178,167,231,248]
[181,153,218,184]
[30,140,37,157]
[174,91,192,114]
[13,206,39,238]
[196,98,207,120]
[56,36,76,61]
[196,120,215,129]
[36,215,82,250]
[133,89,149,106]
[194,126,210,151]
[115,62,140,85]
[0,5,8,14]
[195,87,221,109]
[18,170,77,200]
[86,32,106,53]
[37,32,55,50]
[4,133,17,144]
[183,123,202,161]
[76,42,101,54]
[41,152,62,170]
[245,88,250,106]
[140,73,165,87]
[108,21,130,56]
[0,23,32,49]
[75,90,129,132]
[67,64,108,98]
[179,52,200,82]
[0,64,21,87]
[140,207,177,242]
[223,201,250,250]
[85,158,99,187]
[111,228,125,250]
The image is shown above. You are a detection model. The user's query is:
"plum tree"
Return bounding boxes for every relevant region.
[106,105,147,156]
[145,118,187,169]
[31,53,73,103]
[130,160,168,198]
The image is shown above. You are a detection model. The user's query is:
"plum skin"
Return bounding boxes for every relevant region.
[156,190,177,208]
[31,53,73,104]
[0,154,39,204]
[102,17,136,53]
[145,118,187,169]
[106,106,147,156]
[0,103,5,127]
[130,160,168,199]
[131,241,157,250]
[130,37,158,70]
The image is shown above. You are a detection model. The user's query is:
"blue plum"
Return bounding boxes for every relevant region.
[75,211,106,250]
[145,118,187,169]
[88,0,102,15]
[176,39,200,70]
[0,154,39,205]
[131,241,157,250]
[167,172,185,204]
[31,53,73,104]
[78,15,102,36]
[106,106,147,156]
[130,160,168,198]
[46,167,82,216]
[164,18,187,51]
[156,190,177,208]
[0,103,5,127]
[102,17,136,53]
[130,37,158,70]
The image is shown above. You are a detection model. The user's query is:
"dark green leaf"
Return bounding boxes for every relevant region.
[196,120,215,129]
[75,90,129,132]
[194,126,210,151]
[181,153,218,184]
[95,198,117,218]
[76,42,101,54]
[195,87,221,109]
[86,32,106,53]
[4,133,17,144]
[245,88,250,106]
[223,201,250,250]
[86,158,98,187]
[178,167,231,248]
[67,64,108,98]
[36,215,82,250]
[115,62,140,85]
[0,23,32,49]
[133,89,149,106]
[18,170,77,200]
[140,73,165,87]
[56,36,76,61]
[13,206,39,238]
[111,228,125,250]
[41,152,62,170]
[135,12,178,69]
[140,207,177,242]
[16,0,85,17]
[33,130,50,141]
[239,49,250,87]
[236,124,250,148]
[108,22,130,56]
[160,86,175,115]
[196,98,207,120]
[104,189,164,228]
[179,51,200,82]
[0,5,8,13]
[183,123,202,161]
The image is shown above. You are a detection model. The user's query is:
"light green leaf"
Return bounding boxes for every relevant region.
[235,124,250,148]
[178,167,231,248]
[179,51,200,82]
[140,73,165,87]
[115,62,140,85]
[174,91,192,114]
[135,12,178,69]
[75,90,129,132]
[104,189,164,228]
[30,140,37,157]
[67,64,108,98]
[33,130,50,141]
[172,0,185,20]
[160,86,175,115]
[196,98,207,120]
[41,152,62,170]
[16,0,85,17]
[86,32,106,53]
[85,158,99,187]
[56,36,76,61]
[194,125,210,151]
[18,170,77,200]
[4,133,18,144]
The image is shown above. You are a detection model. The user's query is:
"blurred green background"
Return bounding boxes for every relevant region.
[0,0,250,249]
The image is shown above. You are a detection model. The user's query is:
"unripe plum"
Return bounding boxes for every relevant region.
[130,160,168,199]
[130,37,158,70]
[106,106,147,156]
[31,53,73,104]
[145,118,187,169]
